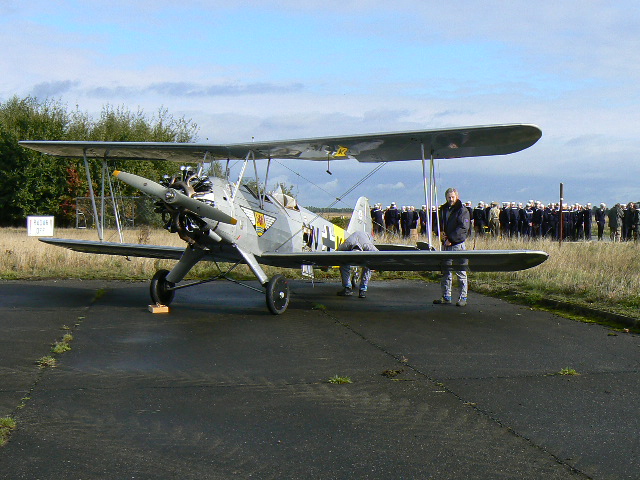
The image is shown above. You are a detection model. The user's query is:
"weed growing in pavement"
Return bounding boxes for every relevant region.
[557,367,580,376]
[17,396,31,410]
[51,341,71,354]
[92,288,108,302]
[37,356,57,368]
[0,417,17,447]
[328,375,353,384]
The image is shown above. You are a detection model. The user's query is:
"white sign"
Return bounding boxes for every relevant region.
[27,216,55,237]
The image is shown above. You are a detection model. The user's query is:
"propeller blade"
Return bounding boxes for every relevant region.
[113,170,237,225]
[166,191,237,225]
[113,170,168,198]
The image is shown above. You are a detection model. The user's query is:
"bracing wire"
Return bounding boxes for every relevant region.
[275,159,387,210]
[271,160,389,251]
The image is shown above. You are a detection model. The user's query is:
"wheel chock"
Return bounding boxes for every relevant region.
[148,304,170,314]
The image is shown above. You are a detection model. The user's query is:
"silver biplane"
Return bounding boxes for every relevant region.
[20,124,548,314]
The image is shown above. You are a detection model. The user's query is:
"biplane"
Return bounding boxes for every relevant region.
[20,124,548,314]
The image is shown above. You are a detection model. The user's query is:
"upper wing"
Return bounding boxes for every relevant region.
[20,124,541,163]
[258,250,549,272]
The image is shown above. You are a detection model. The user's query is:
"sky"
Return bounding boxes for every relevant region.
[2,0,640,209]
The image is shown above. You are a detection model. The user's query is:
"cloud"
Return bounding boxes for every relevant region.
[376,182,405,190]
[149,81,305,97]
[319,178,339,192]
[84,81,305,99]
[29,80,80,97]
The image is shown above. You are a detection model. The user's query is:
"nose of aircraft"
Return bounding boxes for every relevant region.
[113,170,237,225]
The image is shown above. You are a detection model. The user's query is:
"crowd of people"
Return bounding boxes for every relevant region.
[337,191,638,307]
[370,200,640,242]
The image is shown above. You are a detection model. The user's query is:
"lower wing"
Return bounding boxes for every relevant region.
[41,238,548,272]
[39,238,240,263]
[258,250,548,272]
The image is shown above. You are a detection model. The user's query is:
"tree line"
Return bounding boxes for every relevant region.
[0,96,199,226]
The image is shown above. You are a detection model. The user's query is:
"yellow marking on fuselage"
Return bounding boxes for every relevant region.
[334,224,345,249]
[308,219,346,252]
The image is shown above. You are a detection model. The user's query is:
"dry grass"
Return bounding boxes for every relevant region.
[470,236,640,314]
[0,227,311,281]
[2,228,639,317]
[1,228,183,280]
[363,232,640,315]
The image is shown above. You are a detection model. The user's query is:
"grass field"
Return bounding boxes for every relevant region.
[469,236,640,320]
[2,227,639,321]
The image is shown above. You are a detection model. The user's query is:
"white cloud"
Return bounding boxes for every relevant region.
[376,182,406,190]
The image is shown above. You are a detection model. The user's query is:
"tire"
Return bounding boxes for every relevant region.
[266,274,289,315]
[150,269,175,305]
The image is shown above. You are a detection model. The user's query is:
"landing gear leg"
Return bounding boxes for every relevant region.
[266,274,289,315]
[150,269,175,305]
[233,245,290,314]
[150,246,205,306]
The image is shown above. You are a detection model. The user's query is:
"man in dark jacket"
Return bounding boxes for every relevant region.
[384,203,400,236]
[370,203,384,236]
[633,203,640,242]
[433,187,471,307]
[609,203,623,241]
[583,203,593,240]
[623,202,634,241]
[595,203,607,240]
[473,202,487,236]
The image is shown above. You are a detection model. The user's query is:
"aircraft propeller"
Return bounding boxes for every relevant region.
[113,170,237,225]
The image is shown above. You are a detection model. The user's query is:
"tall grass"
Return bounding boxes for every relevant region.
[1,228,182,280]
[470,236,640,313]
[1,228,638,317]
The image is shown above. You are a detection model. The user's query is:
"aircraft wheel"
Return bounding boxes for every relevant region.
[266,274,289,315]
[150,269,175,305]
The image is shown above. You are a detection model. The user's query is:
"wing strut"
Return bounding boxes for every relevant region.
[421,144,440,250]
[232,151,251,201]
[260,157,272,210]
[104,160,124,243]
[82,148,103,241]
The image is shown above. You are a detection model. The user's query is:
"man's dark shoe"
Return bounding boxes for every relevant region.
[433,297,452,305]
[358,289,366,298]
[337,287,353,296]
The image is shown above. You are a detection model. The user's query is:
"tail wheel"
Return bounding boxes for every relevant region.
[266,274,289,315]
[150,269,175,305]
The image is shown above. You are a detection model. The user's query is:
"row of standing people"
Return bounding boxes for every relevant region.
[371,201,640,241]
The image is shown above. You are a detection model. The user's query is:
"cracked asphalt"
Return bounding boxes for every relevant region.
[1,278,639,479]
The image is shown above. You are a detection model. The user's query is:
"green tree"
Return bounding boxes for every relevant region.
[0,129,30,224]
[0,96,199,226]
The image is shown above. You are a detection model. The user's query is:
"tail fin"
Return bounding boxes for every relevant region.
[347,196,372,236]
